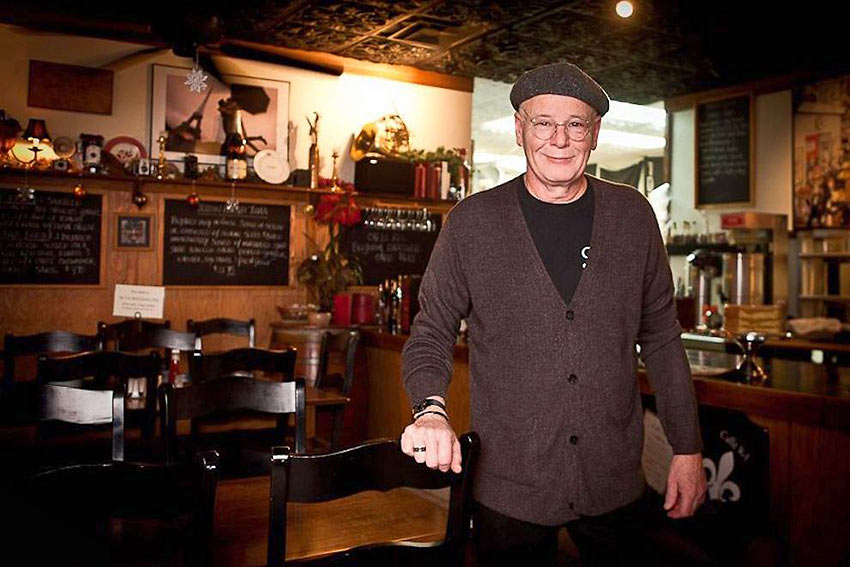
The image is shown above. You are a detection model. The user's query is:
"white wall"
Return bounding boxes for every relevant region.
[668,90,793,287]
[0,25,472,182]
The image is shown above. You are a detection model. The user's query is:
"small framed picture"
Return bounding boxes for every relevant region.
[115,213,153,250]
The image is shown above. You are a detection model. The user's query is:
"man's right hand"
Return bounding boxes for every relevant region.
[401,408,462,474]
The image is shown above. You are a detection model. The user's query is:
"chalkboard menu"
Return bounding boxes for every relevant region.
[341,216,442,285]
[163,199,290,286]
[696,94,753,206]
[0,188,102,284]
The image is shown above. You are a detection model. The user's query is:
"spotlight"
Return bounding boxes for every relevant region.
[615,1,633,18]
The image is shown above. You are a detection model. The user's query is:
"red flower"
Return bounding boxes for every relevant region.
[315,194,341,223]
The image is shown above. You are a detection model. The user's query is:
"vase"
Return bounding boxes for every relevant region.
[308,311,332,327]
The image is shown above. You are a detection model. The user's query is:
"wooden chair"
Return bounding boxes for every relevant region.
[187,317,256,350]
[4,330,102,388]
[645,403,787,566]
[269,327,330,388]
[36,350,162,463]
[9,450,220,567]
[314,329,360,449]
[160,376,306,477]
[97,319,171,351]
[1,330,102,424]
[267,431,480,567]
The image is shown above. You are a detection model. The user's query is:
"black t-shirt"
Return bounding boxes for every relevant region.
[518,183,595,305]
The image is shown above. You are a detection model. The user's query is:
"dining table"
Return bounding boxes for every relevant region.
[212,475,449,566]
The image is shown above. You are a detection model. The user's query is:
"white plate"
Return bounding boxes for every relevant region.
[253,149,290,185]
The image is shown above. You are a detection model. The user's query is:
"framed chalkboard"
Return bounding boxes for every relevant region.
[163,199,290,286]
[0,188,102,285]
[341,215,442,285]
[695,93,754,207]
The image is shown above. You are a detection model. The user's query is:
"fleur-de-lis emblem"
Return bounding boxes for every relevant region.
[704,451,741,502]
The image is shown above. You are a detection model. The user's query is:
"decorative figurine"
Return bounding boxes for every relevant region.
[156,131,168,180]
[307,112,320,189]
[79,133,103,174]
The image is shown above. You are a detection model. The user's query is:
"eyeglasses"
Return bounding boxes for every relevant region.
[519,110,594,142]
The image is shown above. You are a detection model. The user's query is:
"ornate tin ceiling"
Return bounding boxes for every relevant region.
[4,0,850,104]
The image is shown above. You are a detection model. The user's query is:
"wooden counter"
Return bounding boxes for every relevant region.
[362,329,850,567]
[360,328,469,439]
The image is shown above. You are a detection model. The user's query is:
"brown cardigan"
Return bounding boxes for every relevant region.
[403,175,702,525]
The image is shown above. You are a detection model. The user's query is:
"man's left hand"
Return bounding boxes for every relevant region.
[663,453,707,519]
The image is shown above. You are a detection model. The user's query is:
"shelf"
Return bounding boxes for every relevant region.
[0,169,457,213]
[799,295,850,302]
[665,243,741,256]
[799,253,850,259]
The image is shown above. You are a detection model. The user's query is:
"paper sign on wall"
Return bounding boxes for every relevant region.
[113,284,165,319]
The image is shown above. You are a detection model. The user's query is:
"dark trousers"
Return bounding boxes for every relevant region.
[473,492,662,567]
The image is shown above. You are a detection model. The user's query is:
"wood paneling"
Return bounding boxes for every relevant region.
[788,423,850,567]
[0,174,318,358]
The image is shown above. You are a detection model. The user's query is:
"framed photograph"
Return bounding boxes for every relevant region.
[150,64,290,166]
[115,213,153,250]
[792,75,850,229]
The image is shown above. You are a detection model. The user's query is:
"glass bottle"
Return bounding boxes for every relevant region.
[224,133,247,181]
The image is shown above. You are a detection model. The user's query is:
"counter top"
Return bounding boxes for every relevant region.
[361,329,850,429]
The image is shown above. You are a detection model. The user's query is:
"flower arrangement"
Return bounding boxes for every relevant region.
[297,177,363,312]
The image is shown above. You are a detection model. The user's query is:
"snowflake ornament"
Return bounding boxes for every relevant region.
[185,65,208,93]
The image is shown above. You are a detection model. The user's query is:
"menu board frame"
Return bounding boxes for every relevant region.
[161,197,292,288]
[694,92,755,208]
[0,187,106,287]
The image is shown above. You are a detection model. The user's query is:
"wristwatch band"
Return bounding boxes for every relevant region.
[412,397,446,415]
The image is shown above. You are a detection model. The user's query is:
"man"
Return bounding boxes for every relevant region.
[400,62,706,566]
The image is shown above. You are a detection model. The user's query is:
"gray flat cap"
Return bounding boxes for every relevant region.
[510,62,610,116]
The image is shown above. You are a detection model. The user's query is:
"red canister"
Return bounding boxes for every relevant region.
[333,293,353,326]
[351,292,375,325]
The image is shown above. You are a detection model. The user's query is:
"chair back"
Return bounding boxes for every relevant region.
[160,376,306,461]
[37,351,162,461]
[698,405,770,525]
[187,347,297,384]
[11,450,219,567]
[316,329,360,395]
[269,327,329,388]
[4,330,102,389]
[187,317,256,350]
[97,319,171,351]
[267,431,479,567]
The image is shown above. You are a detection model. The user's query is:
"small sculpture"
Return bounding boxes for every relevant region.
[307,112,320,189]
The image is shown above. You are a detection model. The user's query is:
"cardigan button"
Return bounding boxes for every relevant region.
[567,374,578,384]
[569,435,579,445]
[566,310,575,320]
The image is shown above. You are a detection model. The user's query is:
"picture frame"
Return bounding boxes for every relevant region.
[150,64,290,167]
[115,213,153,250]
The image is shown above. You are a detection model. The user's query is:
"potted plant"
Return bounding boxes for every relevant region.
[297,178,363,325]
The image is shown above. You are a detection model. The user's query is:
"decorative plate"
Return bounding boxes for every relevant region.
[104,136,147,167]
[52,136,76,159]
[253,149,290,185]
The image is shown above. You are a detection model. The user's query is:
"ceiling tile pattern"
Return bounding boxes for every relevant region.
[7,0,850,103]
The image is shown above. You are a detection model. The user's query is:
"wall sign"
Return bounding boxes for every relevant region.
[163,199,290,286]
[340,215,441,285]
[0,188,102,284]
[695,93,754,207]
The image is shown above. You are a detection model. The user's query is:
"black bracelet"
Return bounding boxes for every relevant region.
[412,397,446,415]
[413,410,449,423]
